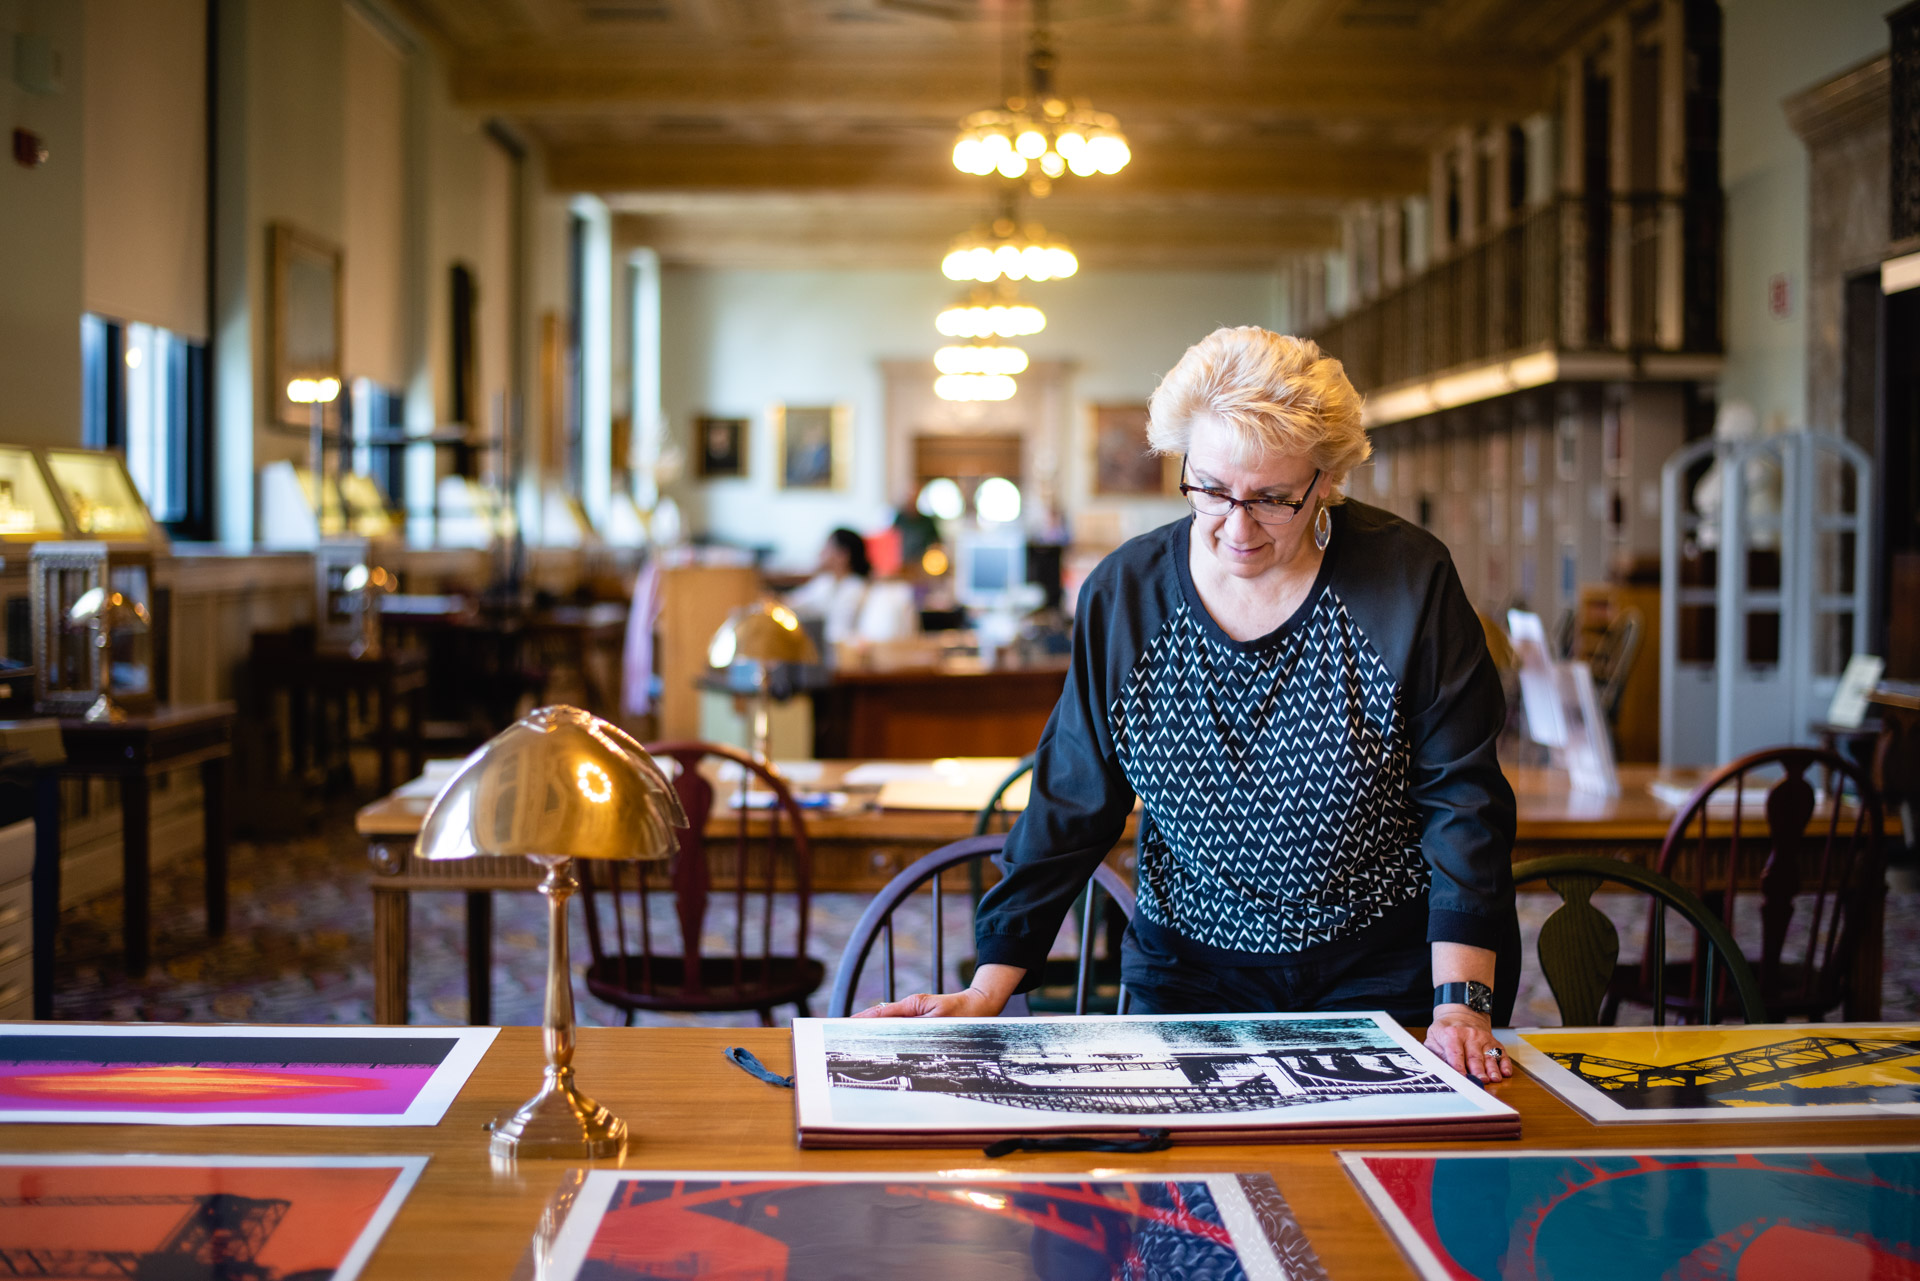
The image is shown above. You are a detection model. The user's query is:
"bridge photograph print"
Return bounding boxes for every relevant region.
[0,1154,425,1281]
[792,1013,1517,1148]
[1496,1024,1920,1123]
[535,1171,1330,1281]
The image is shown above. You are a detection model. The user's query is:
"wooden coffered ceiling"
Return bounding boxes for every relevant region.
[393,0,1620,269]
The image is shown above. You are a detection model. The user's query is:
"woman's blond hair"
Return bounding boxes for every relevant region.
[1147,326,1370,501]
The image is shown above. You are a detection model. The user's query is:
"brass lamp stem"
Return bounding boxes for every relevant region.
[486,854,627,1160]
[541,856,577,1079]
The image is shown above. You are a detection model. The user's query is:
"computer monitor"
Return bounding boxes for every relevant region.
[953,528,1028,611]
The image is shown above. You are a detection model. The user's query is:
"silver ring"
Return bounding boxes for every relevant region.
[1483,1047,1504,1059]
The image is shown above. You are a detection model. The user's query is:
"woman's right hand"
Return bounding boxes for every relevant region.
[851,964,1025,1018]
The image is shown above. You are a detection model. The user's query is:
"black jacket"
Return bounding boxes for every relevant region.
[975,502,1516,989]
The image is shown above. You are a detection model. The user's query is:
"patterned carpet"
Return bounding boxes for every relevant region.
[49,803,1920,1028]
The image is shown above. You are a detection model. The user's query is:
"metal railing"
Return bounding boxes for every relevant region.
[1313,194,1722,394]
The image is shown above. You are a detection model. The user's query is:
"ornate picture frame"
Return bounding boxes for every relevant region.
[773,405,850,490]
[268,222,345,429]
[1090,403,1174,496]
[695,415,749,479]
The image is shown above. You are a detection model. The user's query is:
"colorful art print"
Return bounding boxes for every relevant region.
[0,1024,497,1125]
[696,415,748,478]
[792,1013,1515,1145]
[537,1171,1327,1281]
[1497,1024,1920,1122]
[1091,404,1171,496]
[1342,1147,1920,1281]
[0,1154,426,1281]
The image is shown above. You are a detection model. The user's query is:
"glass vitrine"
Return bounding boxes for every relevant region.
[30,541,156,718]
[39,448,159,544]
[0,447,73,541]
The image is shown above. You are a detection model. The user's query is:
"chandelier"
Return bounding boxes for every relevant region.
[943,218,1078,283]
[936,288,1046,339]
[935,345,1028,377]
[950,12,1128,196]
[935,374,1018,402]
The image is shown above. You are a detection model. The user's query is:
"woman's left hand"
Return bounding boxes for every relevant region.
[1425,1010,1513,1084]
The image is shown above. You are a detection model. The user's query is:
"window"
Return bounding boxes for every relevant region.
[80,313,211,537]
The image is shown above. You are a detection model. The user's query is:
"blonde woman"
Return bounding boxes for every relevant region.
[859,327,1518,1083]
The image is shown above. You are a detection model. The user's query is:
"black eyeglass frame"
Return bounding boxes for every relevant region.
[1177,454,1322,526]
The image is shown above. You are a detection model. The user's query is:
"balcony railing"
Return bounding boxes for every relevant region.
[1313,194,1722,396]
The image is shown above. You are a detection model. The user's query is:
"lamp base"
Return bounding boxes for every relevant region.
[487,1066,627,1160]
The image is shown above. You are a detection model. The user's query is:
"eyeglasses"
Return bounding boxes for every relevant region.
[1178,456,1321,526]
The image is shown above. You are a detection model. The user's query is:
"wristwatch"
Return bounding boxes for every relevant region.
[1433,981,1494,1016]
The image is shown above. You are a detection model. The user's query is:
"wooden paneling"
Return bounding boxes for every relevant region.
[656,563,762,740]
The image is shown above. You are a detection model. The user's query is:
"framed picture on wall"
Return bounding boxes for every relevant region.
[695,416,749,478]
[1091,403,1173,496]
[774,405,850,490]
[268,223,344,430]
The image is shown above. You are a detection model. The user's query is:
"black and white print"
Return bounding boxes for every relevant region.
[794,1013,1516,1135]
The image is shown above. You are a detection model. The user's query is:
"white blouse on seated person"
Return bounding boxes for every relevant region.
[786,573,917,645]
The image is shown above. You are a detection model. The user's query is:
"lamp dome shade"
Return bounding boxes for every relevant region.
[417,705,686,862]
[706,600,820,669]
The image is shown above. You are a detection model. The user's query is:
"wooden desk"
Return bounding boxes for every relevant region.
[34,704,235,1010]
[3,1025,1916,1279]
[811,663,1070,758]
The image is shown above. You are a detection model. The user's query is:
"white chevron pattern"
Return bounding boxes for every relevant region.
[1108,589,1426,953]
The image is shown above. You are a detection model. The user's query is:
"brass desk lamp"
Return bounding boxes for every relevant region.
[417,705,686,1159]
[707,599,819,763]
[66,586,151,723]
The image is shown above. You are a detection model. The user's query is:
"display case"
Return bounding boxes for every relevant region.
[39,448,164,547]
[314,535,397,654]
[30,541,156,719]
[0,447,74,542]
[338,472,397,538]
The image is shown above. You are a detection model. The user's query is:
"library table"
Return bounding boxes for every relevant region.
[32,703,235,1016]
[2,1025,1916,1279]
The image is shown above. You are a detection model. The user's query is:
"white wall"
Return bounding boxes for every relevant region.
[1720,0,1890,430]
[660,266,1279,568]
[0,0,85,444]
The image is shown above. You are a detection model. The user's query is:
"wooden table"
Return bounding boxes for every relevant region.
[358,762,1711,1026]
[33,703,235,1013]
[2,1024,1916,1279]
[357,760,1040,1024]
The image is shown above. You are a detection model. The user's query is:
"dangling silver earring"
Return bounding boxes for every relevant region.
[1313,504,1332,551]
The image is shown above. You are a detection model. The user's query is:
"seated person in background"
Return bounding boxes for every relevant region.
[786,528,916,649]
[856,326,1520,1084]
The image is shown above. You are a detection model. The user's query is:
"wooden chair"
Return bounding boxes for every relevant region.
[1514,855,1767,1025]
[826,833,1136,1018]
[969,755,1128,1013]
[971,753,1036,836]
[1610,746,1885,1023]
[577,740,823,1026]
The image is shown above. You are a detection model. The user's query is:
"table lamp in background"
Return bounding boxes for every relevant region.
[707,600,819,763]
[66,586,151,723]
[418,705,686,1159]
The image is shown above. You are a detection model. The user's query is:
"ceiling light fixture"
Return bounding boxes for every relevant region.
[934,373,1019,402]
[950,4,1128,197]
[934,345,1029,376]
[942,219,1078,283]
[936,286,1046,339]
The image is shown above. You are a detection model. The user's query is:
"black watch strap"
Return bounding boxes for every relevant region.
[1434,981,1494,1015]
